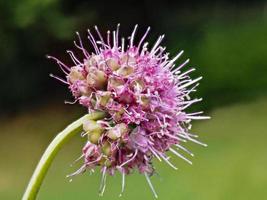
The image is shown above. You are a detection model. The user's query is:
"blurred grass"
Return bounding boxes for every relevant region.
[1,97,267,200]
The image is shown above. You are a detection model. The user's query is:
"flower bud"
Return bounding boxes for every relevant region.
[83,120,104,144]
[101,141,111,156]
[140,94,150,107]
[99,157,112,167]
[107,58,120,71]
[120,55,136,66]
[87,131,101,144]
[112,107,125,121]
[83,119,104,133]
[86,67,107,89]
[117,66,134,76]
[107,123,129,140]
[107,77,124,91]
[85,54,102,69]
[131,79,145,92]
[68,67,84,83]
[96,91,112,107]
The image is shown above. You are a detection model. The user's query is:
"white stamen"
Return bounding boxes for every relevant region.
[172,58,190,73]
[144,172,158,199]
[175,144,194,157]
[151,35,165,55]
[74,32,90,58]
[49,74,68,84]
[137,26,151,51]
[66,50,82,65]
[130,24,138,47]
[178,77,202,90]
[119,149,138,168]
[169,148,192,165]
[99,167,107,196]
[158,153,178,170]
[165,50,184,69]
[119,172,125,197]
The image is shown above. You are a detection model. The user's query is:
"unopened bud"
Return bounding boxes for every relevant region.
[140,94,150,107]
[85,54,102,70]
[108,77,124,90]
[113,108,124,121]
[120,55,136,66]
[107,123,129,140]
[99,157,112,167]
[83,119,104,133]
[96,91,112,107]
[101,141,111,156]
[68,67,84,83]
[87,131,101,144]
[117,66,134,76]
[131,79,145,92]
[86,67,107,89]
[107,58,120,71]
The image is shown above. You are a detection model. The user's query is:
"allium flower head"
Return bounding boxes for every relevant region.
[48,24,209,197]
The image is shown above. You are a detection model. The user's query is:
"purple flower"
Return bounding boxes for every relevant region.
[48,24,209,197]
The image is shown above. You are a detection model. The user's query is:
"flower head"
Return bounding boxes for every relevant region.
[48,24,209,197]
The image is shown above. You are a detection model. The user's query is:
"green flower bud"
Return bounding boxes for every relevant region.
[86,67,107,89]
[68,67,84,83]
[83,119,104,144]
[87,130,101,144]
[85,54,102,69]
[96,91,112,107]
[107,58,120,71]
[99,157,112,167]
[107,123,129,140]
[108,77,124,88]
[101,141,111,156]
[117,66,134,76]
[140,94,150,107]
[83,119,103,132]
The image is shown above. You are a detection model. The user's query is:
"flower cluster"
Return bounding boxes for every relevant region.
[48,24,209,197]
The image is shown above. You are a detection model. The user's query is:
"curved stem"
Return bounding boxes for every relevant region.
[22,112,106,200]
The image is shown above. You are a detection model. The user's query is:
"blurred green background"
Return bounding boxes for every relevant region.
[0,0,267,199]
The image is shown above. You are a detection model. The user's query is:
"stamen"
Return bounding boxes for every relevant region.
[121,37,125,52]
[169,148,192,165]
[46,55,70,71]
[119,149,138,168]
[74,32,90,58]
[130,24,138,47]
[178,77,202,90]
[66,50,82,65]
[151,35,165,55]
[158,152,178,170]
[107,30,111,47]
[172,58,190,73]
[144,172,158,198]
[149,147,162,162]
[99,167,107,196]
[87,29,100,54]
[119,172,125,197]
[49,74,68,84]
[116,23,120,48]
[94,26,106,49]
[137,26,151,51]
[175,144,194,157]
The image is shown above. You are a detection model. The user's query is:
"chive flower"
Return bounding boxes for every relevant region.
[48,24,209,198]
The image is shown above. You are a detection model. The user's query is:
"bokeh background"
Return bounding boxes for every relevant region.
[1,0,267,199]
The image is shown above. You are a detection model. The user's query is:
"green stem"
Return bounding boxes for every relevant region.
[22,112,106,200]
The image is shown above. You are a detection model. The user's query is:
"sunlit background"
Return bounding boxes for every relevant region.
[1,0,267,199]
